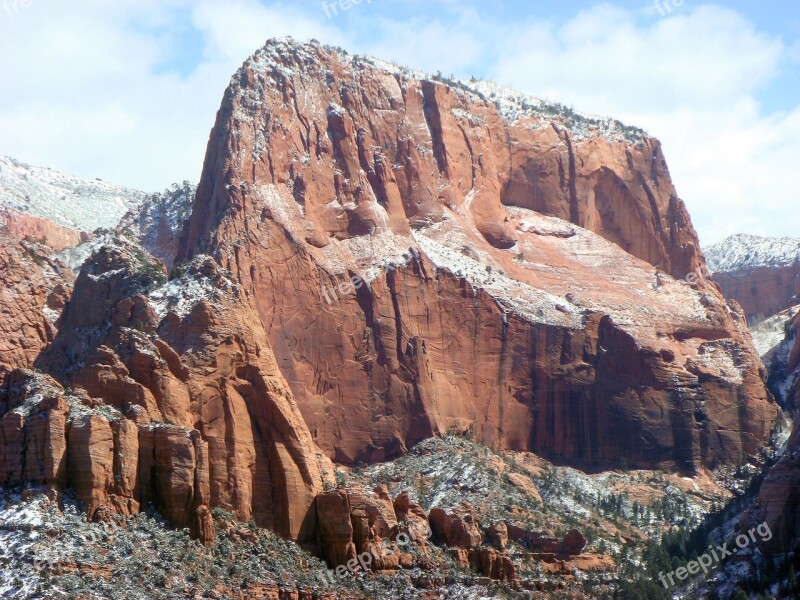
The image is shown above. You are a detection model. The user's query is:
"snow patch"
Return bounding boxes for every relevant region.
[0,155,146,232]
[705,233,800,274]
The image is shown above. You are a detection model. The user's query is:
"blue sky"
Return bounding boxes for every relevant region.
[1,0,799,245]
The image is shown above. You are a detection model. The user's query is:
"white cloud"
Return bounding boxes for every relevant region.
[0,0,342,191]
[0,1,797,245]
[488,5,798,245]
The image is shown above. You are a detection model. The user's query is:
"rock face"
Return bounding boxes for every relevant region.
[118,182,195,269]
[177,38,776,472]
[752,422,800,554]
[0,242,327,543]
[752,317,800,554]
[706,234,800,323]
[0,232,70,385]
[1,209,88,252]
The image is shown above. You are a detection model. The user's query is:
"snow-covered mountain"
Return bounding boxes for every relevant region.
[0,155,147,232]
[706,233,800,274]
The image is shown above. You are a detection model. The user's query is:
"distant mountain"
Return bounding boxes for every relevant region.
[706,233,800,274]
[0,155,146,232]
[705,233,800,322]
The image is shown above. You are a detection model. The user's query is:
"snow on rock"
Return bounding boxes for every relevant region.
[238,37,647,144]
[749,305,800,363]
[118,182,195,243]
[705,233,800,275]
[56,232,118,273]
[147,256,241,320]
[413,228,582,328]
[0,156,147,233]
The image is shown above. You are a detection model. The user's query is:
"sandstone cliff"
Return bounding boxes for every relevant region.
[176,38,776,472]
[0,208,88,252]
[0,242,327,543]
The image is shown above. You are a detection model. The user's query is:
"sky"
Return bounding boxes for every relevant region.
[1,0,799,246]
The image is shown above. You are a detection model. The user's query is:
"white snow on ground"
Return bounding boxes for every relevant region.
[705,233,800,274]
[749,306,800,362]
[0,155,146,232]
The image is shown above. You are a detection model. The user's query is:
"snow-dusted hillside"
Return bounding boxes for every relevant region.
[750,306,800,364]
[706,233,800,274]
[0,155,147,232]
[118,181,195,267]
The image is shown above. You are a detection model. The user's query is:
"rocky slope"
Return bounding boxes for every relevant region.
[0,155,146,234]
[118,182,196,269]
[177,38,776,473]
[0,233,71,383]
[706,233,800,323]
[0,432,739,599]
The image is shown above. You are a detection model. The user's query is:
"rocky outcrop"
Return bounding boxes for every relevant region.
[118,182,195,269]
[314,489,358,567]
[0,233,70,386]
[175,38,776,473]
[0,242,327,543]
[429,508,482,549]
[0,208,87,252]
[313,486,524,581]
[505,522,585,556]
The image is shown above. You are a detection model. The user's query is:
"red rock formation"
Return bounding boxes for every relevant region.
[0,39,784,571]
[1,243,326,544]
[314,489,358,567]
[468,547,516,581]
[393,490,430,542]
[176,38,776,472]
[0,208,87,252]
[506,522,585,556]
[313,486,522,581]
[0,233,70,386]
[429,508,483,549]
[713,265,800,323]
